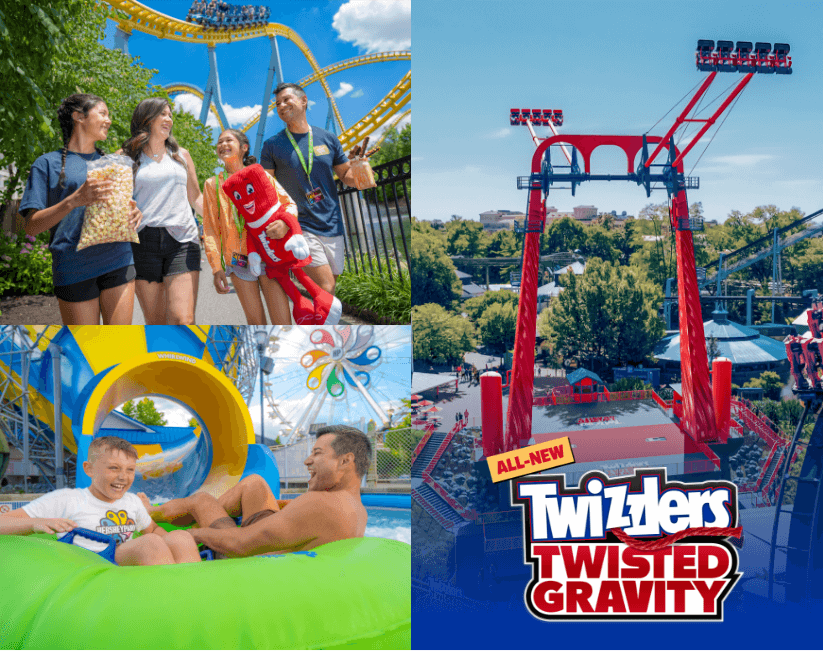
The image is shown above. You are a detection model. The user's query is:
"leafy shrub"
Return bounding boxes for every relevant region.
[0,231,53,296]
[609,377,650,392]
[335,260,411,323]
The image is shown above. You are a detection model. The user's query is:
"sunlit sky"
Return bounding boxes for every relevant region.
[414,0,823,225]
[128,326,411,444]
[100,0,410,152]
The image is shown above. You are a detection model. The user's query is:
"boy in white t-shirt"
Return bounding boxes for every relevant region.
[0,436,200,566]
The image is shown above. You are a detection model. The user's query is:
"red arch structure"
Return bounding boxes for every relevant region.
[505,47,791,453]
[506,134,717,451]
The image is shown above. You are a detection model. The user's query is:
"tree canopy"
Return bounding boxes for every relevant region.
[411,219,462,308]
[538,258,664,372]
[121,398,168,427]
[412,303,476,364]
[477,300,517,354]
[1,0,216,204]
[370,122,410,167]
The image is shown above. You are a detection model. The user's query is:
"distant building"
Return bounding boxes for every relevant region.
[553,261,585,283]
[653,309,789,384]
[573,205,598,222]
[455,269,486,299]
[544,207,573,228]
[430,219,445,229]
[479,210,526,232]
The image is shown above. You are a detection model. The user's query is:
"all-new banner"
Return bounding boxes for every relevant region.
[487,437,574,482]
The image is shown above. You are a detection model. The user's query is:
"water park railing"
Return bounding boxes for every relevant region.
[274,429,415,489]
[369,427,414,487]
[337,155,410,282]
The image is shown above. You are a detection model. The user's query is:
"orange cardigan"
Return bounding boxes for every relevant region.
[202,170,298,273]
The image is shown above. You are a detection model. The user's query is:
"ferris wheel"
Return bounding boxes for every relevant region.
[264,326,411,444]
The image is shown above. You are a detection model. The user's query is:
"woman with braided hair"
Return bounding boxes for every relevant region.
[19,94,142,325]
[120,98,203,325]
[202,128,292,324]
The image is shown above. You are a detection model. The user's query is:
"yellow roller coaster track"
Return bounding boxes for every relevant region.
[104,0,344,129]
[241,51,411,134]
[165,83,227,131]
[337,71,410,152]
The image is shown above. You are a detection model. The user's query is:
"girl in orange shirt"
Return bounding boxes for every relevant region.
[202,129,292,324]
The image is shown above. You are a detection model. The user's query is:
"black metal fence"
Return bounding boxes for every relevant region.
[336,155,410,280]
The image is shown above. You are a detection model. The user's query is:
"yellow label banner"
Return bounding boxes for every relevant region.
[487,437,574,483]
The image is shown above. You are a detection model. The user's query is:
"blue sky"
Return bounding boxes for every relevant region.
[414,0,823,225]
[139,326,411,444]
[102,0,410,150]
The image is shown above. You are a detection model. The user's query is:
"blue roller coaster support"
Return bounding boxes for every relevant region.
[201,45,230,132]
[326,102,338,135]
[254,36,285,160]
[113,26,131,56]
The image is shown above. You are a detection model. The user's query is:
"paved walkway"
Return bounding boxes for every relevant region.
[133,248,366,325]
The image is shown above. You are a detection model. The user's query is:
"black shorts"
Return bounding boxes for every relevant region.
[53,265,136,303]
[132,226,201,284]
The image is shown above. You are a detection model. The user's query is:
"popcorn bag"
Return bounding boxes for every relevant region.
[76,155,139,251]
[349,158,376,190]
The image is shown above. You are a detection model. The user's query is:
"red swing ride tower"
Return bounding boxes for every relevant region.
[493,40,792,456]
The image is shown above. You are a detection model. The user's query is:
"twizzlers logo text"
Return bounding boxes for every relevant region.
[512,469,741,620]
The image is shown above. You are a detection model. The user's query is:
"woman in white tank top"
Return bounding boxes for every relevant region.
[121,99,204,324]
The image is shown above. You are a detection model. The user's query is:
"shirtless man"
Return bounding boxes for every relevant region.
[139,425,370,557]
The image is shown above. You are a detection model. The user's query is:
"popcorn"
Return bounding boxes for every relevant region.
[76,154,139,251]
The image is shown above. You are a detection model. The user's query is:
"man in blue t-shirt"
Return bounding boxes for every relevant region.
[260,83,359,296]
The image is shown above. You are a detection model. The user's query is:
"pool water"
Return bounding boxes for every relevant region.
[365,507,410,545]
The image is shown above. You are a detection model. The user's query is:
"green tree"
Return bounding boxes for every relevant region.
[367,123,410,202]
[790,237,823,293]
[411,220,461,307]
[477,301,517,354]
[463,290,518,321]
[170,108,217,189]
[707,336,720,364]
[121,398,168,427]
[745,371,784,401]
[483,229,519,283]
[1,0,82,203]
[412,303,476,365]
[580,225,618,263]
[369,123,410,167]
[0,0,216,204]
[539,259,664,372]
[613,218,638,265]
[630,203,674,286]
[445,218,485,257]
[542,217,585,254]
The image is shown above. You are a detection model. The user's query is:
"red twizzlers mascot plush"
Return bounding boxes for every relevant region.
[222,164,342,325]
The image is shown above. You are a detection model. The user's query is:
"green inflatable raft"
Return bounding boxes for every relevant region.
[0,535,410,649]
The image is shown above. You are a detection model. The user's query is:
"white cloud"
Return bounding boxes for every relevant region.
[308,100,316,110]
[332,0,411,53]
[708,154,773,167]
[333,82,354,98]
[485,127,511,139]
[172,93,261,129]
[351,89,364,99]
